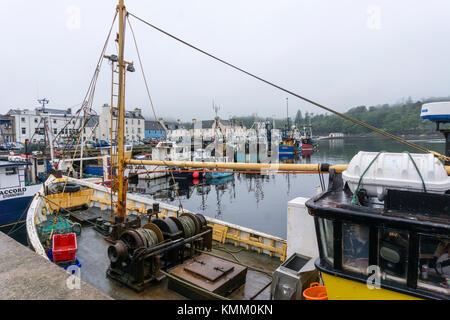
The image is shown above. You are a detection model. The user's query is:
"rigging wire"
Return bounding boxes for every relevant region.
[127,15,184,212]
[53,11,118,161]
[47,10,119,238]
[127,12,450,163]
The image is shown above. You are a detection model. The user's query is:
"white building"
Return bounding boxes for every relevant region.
[97,104,145,142]
[6,107,84,143]
[187,117,246,142]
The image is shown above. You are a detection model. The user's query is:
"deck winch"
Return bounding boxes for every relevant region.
[106,203,212,292]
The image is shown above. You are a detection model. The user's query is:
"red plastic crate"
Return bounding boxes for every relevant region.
[52,233,77,262]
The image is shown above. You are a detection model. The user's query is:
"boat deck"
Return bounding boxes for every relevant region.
[74,207,280,300]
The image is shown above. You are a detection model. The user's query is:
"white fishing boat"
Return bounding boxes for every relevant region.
[23,0,450,301]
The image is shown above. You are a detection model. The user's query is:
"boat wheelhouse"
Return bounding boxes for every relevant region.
[306,153,450,300]
[0,160,42,231]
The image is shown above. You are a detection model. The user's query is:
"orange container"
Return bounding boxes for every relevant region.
[303,282,328,300]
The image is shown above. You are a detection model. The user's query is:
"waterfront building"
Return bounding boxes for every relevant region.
[97,104,145,142]
[6,107,82,143]
[145,120,166,139]
[0,115,16,143]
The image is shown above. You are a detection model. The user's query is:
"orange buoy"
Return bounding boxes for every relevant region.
[303,282,328,300]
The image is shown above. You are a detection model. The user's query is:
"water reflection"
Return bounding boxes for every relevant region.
[5,137,444,245]
[129,137,445,239]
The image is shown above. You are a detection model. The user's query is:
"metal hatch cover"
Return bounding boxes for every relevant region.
[183,257,235,282]
[168,254,247,298]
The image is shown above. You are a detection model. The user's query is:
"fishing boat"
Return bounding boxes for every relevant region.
[204,169,234,180]
[24,0,450,301]
[306,108,450,300]
[25,1,314,301]
[0,158,42,233]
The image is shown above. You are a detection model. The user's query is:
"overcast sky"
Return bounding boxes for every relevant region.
[1,0,450,121]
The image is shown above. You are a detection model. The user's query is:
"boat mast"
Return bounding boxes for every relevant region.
[116,0,127,219]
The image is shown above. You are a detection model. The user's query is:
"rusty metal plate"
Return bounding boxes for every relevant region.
[183,257,234,282]
[168,254,247,298]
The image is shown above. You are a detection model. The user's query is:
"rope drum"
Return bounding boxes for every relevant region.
[178,215,196,238]
[135,228,159,248]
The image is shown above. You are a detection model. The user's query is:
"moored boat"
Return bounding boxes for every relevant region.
[306,110,450,300]
[0,159,42,233]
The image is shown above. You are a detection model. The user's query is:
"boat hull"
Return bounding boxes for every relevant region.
[279,145,294,154]
[321,272,421,300]
[301,143,314,151]
[0,184,41,228]
[204,171,233,179]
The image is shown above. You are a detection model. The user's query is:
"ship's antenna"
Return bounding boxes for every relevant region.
[212,99,220,117]
[286,97,289,129]
[37,98,49,112]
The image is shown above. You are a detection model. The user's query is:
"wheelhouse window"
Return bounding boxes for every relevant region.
[342,223,369,274]
[378,228,409,284]
[417,235,449,296]
[317,218,334,265]
[5,167,17,175]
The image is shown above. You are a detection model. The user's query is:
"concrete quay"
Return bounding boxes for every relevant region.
[0,232,112,300]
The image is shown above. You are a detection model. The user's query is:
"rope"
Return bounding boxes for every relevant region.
[6,192,34,235]
[127,15,184,212]
[128,12,450,164]
[404,151,427,193]
[127,168,328,178]
[351,151,382,205]
[178,215,195,238]
[55,10,117,172]
[136,228,159,247]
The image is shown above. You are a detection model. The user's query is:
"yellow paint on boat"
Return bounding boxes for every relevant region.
[45,189,94,214]
[321,272,421,300]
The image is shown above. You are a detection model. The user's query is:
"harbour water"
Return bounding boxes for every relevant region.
[129,137,445,239]
[4,137,445,244]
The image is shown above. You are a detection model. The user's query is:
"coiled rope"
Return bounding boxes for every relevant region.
[178,215,196,238]
[136,228,159,247]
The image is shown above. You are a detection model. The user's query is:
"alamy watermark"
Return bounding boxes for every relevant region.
[66,265,81,290]
[366,265,381,289]
[66,5,81,30]
[366,5,381,30]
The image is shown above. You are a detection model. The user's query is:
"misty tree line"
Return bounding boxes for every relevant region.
[231,96,448,136]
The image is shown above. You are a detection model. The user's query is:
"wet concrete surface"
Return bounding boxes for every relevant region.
[0,231,111,300]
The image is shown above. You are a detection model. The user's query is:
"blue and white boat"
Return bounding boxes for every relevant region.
[204,169,234,179]
[208,174,234,185]
[0,160,42,232]
[279,144,294,154]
